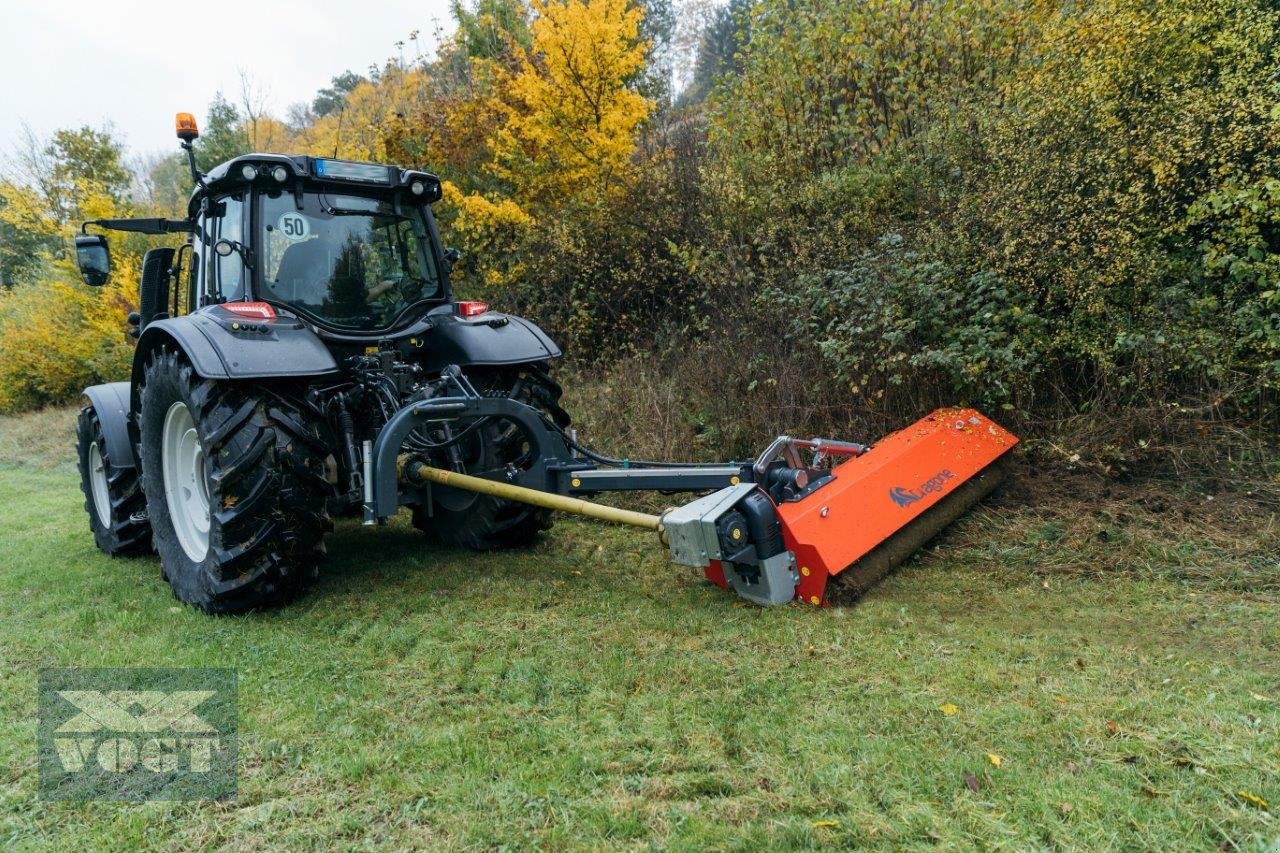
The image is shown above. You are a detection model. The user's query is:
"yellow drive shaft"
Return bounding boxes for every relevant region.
[406,463,663,531]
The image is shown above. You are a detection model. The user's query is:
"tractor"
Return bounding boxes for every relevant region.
[72,112,1016,614]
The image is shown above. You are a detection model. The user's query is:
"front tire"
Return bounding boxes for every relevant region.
[139,349,331,613]
[76,405,151,556]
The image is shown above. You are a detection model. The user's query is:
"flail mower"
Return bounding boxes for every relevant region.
[71,112,1018,613]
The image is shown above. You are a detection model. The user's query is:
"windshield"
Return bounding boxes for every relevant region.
[258,191,441,330]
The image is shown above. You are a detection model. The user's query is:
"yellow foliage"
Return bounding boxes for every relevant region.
[245,115,293,154]
[491,0,652,203]
[0,181,58,239]
[0,269,136,413]
[445,180,533,233]
[295,69,431,162]
[441,180,533,290]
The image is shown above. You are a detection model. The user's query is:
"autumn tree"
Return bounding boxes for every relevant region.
[492,0,652,206]
[313,70,368,117]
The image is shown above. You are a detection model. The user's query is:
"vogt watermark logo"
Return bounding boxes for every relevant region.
[38,668,236,801]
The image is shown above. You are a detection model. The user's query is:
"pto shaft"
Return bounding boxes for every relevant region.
[406,463,663,531]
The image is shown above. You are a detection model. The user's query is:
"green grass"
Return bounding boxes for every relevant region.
[0,409,1277,849]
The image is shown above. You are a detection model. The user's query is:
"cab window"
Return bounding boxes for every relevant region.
[258,190,442,331]
[215,196,245,300]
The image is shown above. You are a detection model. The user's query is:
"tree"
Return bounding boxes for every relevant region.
[0,185,56,287]
[141,153,193,218]
[492,0,653,202]
[10,125,132,225]
[312,71,367,117]
[682,0,749,104]
[635,0,676,106]
[451,0,531,59]
[196,94,251,172]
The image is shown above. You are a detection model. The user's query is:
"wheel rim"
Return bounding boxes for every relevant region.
[87,442,112,528]
[161,401,210,561]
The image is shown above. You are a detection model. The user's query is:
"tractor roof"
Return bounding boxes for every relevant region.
[189,153,442,217]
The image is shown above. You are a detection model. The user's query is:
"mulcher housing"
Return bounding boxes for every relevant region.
[71,112,1017,613]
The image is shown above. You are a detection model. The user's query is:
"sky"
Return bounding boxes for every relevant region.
[0,0,454,164]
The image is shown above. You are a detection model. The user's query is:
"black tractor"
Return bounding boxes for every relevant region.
[74,113,571,612]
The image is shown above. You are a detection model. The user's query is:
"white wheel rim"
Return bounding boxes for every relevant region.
[88,442,112,528]
[161,401,210,561]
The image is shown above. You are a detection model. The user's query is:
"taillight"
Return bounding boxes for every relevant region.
[220,302,277,320]
[457,301,489,318]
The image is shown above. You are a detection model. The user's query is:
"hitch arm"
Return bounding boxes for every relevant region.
[368,396,574,521]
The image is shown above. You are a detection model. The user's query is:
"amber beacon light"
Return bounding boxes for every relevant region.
[175,112,199,141]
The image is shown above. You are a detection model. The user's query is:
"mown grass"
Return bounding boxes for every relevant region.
[0,407,1277,849]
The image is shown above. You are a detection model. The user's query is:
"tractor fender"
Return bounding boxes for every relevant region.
[419,308,562,371]
[82,381,137,469]
[132,312,339,388]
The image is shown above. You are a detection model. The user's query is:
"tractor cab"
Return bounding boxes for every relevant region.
[76,113,455,337]
[195,152,449,333]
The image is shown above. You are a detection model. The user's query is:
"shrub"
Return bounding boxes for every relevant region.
[776,234,1042,411]
[0,272,135,414]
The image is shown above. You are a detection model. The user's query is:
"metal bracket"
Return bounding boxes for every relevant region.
[723,550,798,606]
[660,483,758,568]
[753,436,867,476]
[369,395,574,520]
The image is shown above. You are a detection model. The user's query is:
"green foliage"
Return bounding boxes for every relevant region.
[1,0,1277,438]
[511,149,701,353]
[451,0,531,58]
[42,127,132,219]
[634,0,676,105]
[195,94,251,172]
[311,70,367,117]
[142,153,195,218]
[681,0,750,105]
[778,234,1042,408]
[951,0,1280,399]
[689,0,1280,421]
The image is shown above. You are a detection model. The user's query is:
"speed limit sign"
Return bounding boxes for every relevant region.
[276,211,311,242]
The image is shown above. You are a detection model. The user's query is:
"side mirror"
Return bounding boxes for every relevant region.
[74,234,111,286]
[443,247,462,270]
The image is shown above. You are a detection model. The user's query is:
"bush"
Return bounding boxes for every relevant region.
[0,273,135,414]
[775,234,1042,411]
[690,0,1280,425]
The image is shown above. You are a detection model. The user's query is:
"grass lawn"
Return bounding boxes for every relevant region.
[0,406,1277,848]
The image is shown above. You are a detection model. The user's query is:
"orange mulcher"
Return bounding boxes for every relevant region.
[401,407,1017,607]
[691,409,1016,605]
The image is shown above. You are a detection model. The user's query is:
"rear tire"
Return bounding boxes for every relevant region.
[412,365,569,550]
[76,405,151,556]
[139,349,332,613]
